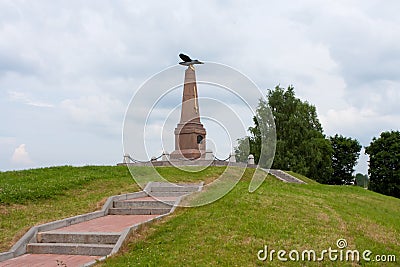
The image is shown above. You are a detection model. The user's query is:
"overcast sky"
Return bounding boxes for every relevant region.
[1,0,399,174]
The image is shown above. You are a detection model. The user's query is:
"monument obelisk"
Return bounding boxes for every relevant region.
[170,54,206,159]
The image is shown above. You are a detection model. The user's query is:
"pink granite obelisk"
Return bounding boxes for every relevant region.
[170,65,206,159]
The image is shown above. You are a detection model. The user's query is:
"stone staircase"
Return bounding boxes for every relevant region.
[266,169,306,184]
[109,196,175,215]
[1,173,305,266]
[27,240,115,257]
[0,182,203,266]
[147,182,203,196]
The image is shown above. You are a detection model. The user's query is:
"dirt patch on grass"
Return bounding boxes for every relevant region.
[357,221,399,246]
[0,204,27,215]
[317,212,330,223]
[0,224,31,251]
[96,197,109,210]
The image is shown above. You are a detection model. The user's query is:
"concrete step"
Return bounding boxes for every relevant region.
[108,207,171,215]
[26,243,114,256]
[113,200,174,209]
[269,169,305,184]
[37,232,120,244]
[150,186,199,193]
[148,192,189,197]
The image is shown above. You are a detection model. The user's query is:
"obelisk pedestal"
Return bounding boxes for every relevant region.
[170,66,206,160]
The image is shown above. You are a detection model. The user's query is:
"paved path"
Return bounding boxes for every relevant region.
[50,215,158,233]
[0,254,99,267]
[265,169,306,184]
[0,211,163,267]
[0,182,202,267]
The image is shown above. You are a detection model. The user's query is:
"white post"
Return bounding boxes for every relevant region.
[123,154,130,163]
[248,154,255,165]
[229,152,236,162]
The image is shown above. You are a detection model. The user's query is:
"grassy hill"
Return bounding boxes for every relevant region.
[1,166,399,266]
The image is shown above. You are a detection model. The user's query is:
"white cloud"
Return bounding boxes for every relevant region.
[0,137,16,146]
[60,94,125,136]
[61,95,123,122]
[321,106,400,146]
[8,91,54,108]
[0,0,399,171]
[11,144,33,165]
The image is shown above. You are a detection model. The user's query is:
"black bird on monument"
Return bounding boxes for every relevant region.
[179,53,203,66]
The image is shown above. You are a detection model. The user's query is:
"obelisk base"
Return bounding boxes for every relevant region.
[170,122,206,160]
[170,149,202,160]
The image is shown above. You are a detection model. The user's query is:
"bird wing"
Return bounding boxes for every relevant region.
[179,53,192,62]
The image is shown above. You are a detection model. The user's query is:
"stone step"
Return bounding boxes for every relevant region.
[269,169,305,184]
[37,232,120,244]
[26,243,114,256]
[150,186,199,192]
[108,207,171,215]
[148,192,189,197]
[113,200,174,209]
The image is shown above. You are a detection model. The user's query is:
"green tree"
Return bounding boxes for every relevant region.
[235,136,251,163]
[237,85,332,182]
[365,131,400,198]
[235,100,275,167]
[329,134,362,185]
[355,173,369,188]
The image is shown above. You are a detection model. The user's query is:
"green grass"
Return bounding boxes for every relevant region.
[1,166,399,266]
[0,166,125,204]
[0,166,135,251]
[100,169,400,267]
[0,165,224,251]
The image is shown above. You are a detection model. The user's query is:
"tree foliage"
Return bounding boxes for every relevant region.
[235,100,275,168]
[237,85,332,182]
[355,173,369,188]
[365,131,400,198]
[329,134,362,185]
